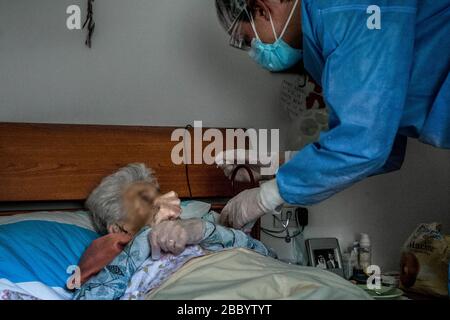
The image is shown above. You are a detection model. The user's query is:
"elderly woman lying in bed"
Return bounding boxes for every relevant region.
[71,163,273,300]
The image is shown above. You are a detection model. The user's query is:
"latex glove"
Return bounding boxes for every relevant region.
[149,219,204,260]
[220,179,285,230]
[215,149,279,183]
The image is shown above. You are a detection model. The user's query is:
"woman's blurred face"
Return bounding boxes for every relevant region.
[114,182,161,235]
[109,183,182,236]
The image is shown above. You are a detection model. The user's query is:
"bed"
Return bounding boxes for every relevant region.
[0,122,371,300]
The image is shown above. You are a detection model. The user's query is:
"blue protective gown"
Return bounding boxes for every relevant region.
[277,0,450,205]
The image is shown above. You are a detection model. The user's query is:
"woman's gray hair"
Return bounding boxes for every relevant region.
[86,163,159,234]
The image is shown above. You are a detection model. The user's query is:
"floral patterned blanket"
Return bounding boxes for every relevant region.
[1,218,272,300]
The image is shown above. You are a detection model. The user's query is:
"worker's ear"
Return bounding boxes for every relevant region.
[253,0,271,21]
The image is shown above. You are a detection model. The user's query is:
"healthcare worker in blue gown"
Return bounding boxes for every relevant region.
[214,0,450,230]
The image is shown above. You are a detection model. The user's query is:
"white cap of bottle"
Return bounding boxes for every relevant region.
[360,233,371,247]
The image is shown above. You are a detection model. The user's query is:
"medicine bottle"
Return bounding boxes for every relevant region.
[359,233,372,274]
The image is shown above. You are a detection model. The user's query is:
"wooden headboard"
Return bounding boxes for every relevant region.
[0,122,234,202]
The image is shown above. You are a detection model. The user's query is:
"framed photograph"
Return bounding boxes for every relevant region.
[306,238,344,278]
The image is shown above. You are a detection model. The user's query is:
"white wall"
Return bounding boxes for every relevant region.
[0,0,287,130]
[1,0,449,272]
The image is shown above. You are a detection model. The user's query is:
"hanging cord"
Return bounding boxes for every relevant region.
[230,165,257,194]
[83,0,95,48]
[184,124,193,198]
[261,209,305,243]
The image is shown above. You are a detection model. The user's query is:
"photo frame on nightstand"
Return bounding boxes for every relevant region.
[306,238,344,278]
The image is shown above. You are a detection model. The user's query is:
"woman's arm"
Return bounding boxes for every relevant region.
[200,220,275,258]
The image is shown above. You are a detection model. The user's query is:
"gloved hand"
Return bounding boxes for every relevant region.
[220,179,285,231]
[149,219,205,260]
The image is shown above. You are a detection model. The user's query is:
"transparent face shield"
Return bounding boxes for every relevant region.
[216,0,255,51]
[228,10,252,50]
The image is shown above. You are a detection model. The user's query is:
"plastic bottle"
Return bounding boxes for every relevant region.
[342,241,359,279]
[359,233,372,274]
[349,241,360,278]
[341,252,350,279]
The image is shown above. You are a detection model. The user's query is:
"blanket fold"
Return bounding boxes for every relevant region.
[77,233,132,285]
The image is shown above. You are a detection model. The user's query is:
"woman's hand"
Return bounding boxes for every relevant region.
[151,191,182,225]
[149,219,204,259]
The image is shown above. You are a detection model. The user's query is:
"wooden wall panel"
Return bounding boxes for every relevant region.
[0,123,233,202]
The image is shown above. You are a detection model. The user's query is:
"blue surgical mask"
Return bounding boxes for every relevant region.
[248,0,302,72]
[249,38,303,72]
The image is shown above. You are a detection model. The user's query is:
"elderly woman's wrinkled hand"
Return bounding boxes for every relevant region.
[148,219,205,260]
[151,191,182,225]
